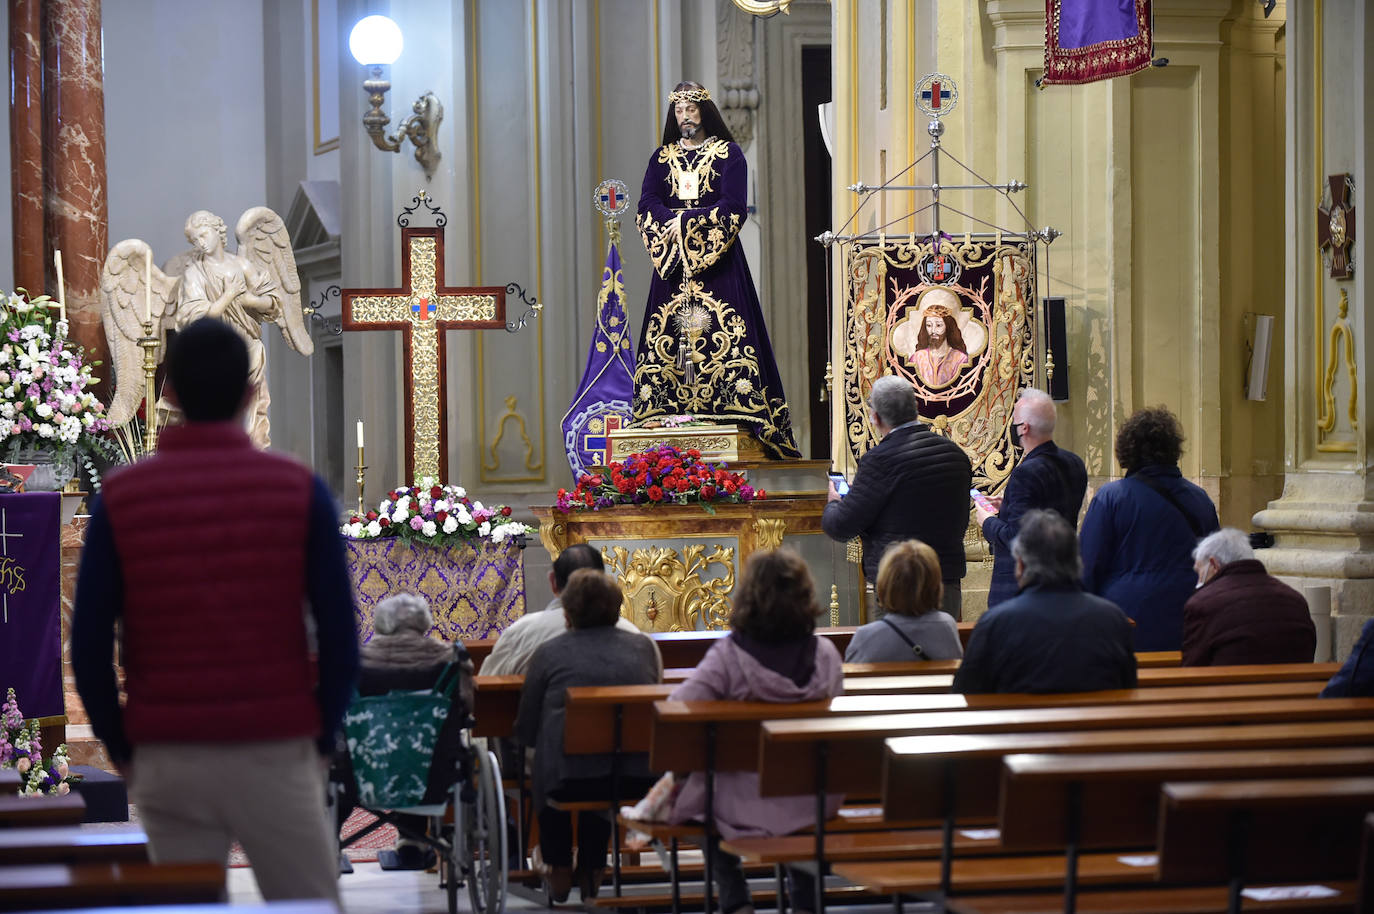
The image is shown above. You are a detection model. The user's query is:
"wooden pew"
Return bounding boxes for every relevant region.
[0,793,86,828]
[935,777,1374,914]
[0,861,225,910]
[757,698,1374,798]
[32,905,340,914]
[0,824,148,864]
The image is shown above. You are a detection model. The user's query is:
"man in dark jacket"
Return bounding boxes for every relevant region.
[975,388,1087,607]
[1322,618,1374,696]
[1182,528,1316,666]
[954,510,1136,694]
[823,375,973,618]
[73,319,358,903]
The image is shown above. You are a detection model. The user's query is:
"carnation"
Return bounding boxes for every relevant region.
[342,481,531,547]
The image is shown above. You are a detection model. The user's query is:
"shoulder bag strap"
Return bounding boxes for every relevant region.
[1128,474,1206,538]
[880,616,927,659]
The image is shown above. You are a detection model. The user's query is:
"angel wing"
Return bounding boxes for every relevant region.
[236,207,312,356]
[100,240,180,428]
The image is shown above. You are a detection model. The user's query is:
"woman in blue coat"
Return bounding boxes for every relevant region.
[1079,407,1220,651]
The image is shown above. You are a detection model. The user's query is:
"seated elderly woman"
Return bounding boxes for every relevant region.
[844,539,963,663]
[339,592,470,870]
[515,568,660,903]
[668,547,844,914]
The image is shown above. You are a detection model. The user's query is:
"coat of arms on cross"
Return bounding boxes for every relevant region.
[1318,173,1356,280]
[342,212,507,483]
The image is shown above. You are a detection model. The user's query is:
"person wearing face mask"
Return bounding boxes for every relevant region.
[1180,528,1316,666]
[631,81,800,459]
[975,388,1087,608]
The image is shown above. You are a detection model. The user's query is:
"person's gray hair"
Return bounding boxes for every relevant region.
[373,593,435,635]
[1010,509,1082,588]
[868,376,919,428]
[1192,528,1253,566]
[1017,388,1056,436]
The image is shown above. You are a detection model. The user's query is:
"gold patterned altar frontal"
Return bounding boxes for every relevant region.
[606,423,764,463]
[532,498,826,632]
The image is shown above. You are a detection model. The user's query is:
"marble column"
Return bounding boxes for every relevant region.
[9,0,43,295]
[41,0,108,384]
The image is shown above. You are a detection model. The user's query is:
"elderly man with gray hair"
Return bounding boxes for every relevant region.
[953,510,1136,693]
[975,388,1087,608]
[823,375,973,617]
[1181,528,1316,667]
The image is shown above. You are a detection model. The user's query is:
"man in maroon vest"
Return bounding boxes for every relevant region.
[73,318,359,903]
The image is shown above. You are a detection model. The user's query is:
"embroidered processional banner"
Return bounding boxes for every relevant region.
[842,237,1037,493]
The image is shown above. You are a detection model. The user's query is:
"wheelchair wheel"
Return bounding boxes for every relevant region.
[461,748,508,914]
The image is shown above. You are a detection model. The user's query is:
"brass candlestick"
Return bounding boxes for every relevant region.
[829,583,840,627]
[355,446,367,516]
[138,321,160,455]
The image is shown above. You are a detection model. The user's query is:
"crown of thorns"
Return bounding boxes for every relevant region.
[669,86,711,104]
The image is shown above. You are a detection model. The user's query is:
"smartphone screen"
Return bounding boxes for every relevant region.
[829,473,849,496]
[970,487,997,513]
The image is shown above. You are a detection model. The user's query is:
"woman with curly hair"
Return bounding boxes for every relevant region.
[666,547,843,914]
[1079,406,1219,651]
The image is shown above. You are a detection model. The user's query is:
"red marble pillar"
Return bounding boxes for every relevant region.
[9,0,43,296]
[42,0,109,389]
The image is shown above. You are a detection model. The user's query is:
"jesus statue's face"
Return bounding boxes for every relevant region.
[675,101,701,140]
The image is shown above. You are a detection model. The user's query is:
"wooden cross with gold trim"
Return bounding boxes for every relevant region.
[342,226,505,482]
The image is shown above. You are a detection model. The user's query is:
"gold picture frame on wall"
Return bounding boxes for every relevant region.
[313,0,341,155]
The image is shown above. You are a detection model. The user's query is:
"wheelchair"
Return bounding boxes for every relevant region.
[332,676,508,914]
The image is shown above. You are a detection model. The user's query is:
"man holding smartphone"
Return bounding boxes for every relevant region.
[975,388,1087,608]
[823,376,973,619]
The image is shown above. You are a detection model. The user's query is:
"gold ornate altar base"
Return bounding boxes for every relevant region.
[606,422,764,463]
[533,461,861,632]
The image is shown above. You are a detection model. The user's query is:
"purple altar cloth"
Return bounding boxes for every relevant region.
[346,538,526,642]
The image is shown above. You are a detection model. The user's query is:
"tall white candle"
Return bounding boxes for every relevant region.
[143,249,152,324]
[356,419,365,449]
[53,250,66,323]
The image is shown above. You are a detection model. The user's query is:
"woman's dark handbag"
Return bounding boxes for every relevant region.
[343,661,462,808]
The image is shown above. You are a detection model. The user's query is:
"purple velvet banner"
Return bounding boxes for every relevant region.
[1043,0,1153,86]
[0,493,62,719]
[346,537,526,642]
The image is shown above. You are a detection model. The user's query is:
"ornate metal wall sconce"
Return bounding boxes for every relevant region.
[349,15,443,180]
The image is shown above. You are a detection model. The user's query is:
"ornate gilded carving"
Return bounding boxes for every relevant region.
[1318,289,1359,439]
[537,516,569,560]
[752,517,787,551]
[603,544,736,631]
[484,395,542,474]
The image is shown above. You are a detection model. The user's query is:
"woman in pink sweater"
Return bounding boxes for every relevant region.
[668,548,844,914]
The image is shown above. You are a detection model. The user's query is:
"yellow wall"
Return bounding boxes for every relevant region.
[832,0,1286,528]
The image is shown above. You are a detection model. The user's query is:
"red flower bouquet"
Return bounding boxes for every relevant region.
[555,444,764,513]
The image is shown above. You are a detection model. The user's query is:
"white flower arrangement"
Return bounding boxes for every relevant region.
[341,477,532,547]
[0,291,113,483]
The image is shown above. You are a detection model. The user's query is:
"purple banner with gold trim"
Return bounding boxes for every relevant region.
[346,537,526,641]
[1043,0,1153,86]
[0,493,62,719]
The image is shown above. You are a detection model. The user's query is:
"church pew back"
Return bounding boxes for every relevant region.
[1157,777,1374,885]
[0,861,225,909]
[0,792,86,829]
[646,683,1334,774]
[998,747,1374,852]
[875,720,1374,821]
[0,824,148,864]
[763,711,1374,801]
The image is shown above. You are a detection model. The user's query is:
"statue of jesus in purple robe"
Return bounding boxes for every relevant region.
[632,81,800,459]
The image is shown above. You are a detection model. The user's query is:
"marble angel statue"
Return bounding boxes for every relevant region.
[100,208,313,448]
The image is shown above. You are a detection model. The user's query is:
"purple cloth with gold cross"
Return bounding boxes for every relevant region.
[347,538,526,642]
